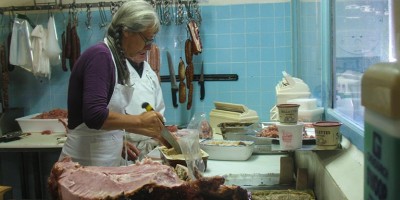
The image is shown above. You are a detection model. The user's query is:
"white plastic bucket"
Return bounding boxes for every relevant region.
[276,122,304,150]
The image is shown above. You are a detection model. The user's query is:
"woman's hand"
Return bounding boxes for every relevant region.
[102,111,166,143]
[137,111,174,148]
[137,111,165,138]
[122,141,141,161]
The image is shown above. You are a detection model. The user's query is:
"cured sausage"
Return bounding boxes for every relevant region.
[0,45,9,109]
[185,63,194,89]
[61,31,67,71]
[6,33,15,71]
[185,39,192,64]
[65,21,72,59]
[187,82,193,110]
[69,25,81,70]
[178,57,185,81]
[148,44,160,82]
[179,81,186,103]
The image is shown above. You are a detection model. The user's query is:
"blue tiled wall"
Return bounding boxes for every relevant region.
[1,2,292,125]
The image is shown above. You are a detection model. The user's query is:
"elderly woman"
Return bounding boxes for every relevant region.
[60,0,166,166]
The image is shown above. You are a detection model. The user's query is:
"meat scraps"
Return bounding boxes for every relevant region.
[33,108,68,119]
[48,157,248,200]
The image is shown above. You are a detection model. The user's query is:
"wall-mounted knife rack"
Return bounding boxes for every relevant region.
[160,74,238,82]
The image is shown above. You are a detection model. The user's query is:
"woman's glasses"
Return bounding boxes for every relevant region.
[138,32,154,47]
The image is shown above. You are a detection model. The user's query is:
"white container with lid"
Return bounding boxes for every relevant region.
[271,72,311,121]
[362,62,400,200]
[276,122,304,150]
[287,98,318,110]
[297,107,324,122]
[275,71,311,104]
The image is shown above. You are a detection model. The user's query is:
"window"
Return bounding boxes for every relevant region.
[333,0,390,128]
[294,0,392,150]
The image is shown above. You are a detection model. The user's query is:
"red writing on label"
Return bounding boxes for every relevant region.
[282,131,293,142]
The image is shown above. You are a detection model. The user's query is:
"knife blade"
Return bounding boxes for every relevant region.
[166,51,179,108]
[198,61,205,100]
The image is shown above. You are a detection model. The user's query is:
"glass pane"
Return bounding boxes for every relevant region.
[333,0,390,127]
[297,1,323,102]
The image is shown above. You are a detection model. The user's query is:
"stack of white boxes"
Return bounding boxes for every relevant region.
[287,98,324,122]
[270,71,324,122]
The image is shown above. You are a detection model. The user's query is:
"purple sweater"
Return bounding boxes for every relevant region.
[67,43,115,130]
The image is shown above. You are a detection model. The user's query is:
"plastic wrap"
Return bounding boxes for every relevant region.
[176,129,205,180]
[187,112,213,139]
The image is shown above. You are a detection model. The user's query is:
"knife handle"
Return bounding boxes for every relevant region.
[199,81,205,100]
[171,88,179,108]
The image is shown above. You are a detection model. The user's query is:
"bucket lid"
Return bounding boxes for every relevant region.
[276,104,300,108]
[313,121,342,127]
[361,62,400,119]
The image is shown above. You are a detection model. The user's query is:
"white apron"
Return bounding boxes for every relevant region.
[125,61,163,117]
[124,61,165,159]
[59,40,133,166]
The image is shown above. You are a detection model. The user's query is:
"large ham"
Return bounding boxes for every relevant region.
[48,157,248,200]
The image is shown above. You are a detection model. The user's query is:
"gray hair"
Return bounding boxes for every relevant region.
[105,0,160,85]
[107,0,160,37]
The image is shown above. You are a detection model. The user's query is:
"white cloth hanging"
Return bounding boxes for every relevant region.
[31,25,51,79]
[46,15,62,66]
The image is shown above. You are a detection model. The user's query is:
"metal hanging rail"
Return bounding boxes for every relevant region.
[0,1,125,14]
[0,0,201,26]
[0,0,199,13]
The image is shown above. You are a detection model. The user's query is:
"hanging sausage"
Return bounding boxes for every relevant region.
[178,58,186,103]
[62,7,81,71]
[148,44,161,82]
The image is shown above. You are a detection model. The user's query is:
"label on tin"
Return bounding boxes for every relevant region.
[315,128,339,146]
[364,122,400,200]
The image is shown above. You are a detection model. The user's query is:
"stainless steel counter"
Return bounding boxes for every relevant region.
[0,132,65,151]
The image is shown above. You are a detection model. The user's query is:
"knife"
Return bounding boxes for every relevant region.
[142,102,182,153]
[166,51,179,108]
[198,61,205,100]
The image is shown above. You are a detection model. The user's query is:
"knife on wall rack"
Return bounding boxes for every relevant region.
[166,51,179,108]
[198,61,205,100]
[160,74,238,82]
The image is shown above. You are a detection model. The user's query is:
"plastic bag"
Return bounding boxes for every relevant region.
[187,112,213,139]
[244,122,263,135]
[176,129,205,180]
[9,16,34,71]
